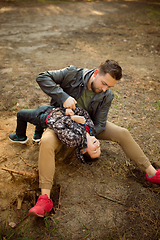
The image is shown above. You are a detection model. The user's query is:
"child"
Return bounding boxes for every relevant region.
[9,105,101,163]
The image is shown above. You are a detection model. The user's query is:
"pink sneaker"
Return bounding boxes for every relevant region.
[145,169,160,184]
[29,194,53,217]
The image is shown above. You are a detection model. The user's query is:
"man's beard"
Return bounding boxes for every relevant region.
[91,82,103,94]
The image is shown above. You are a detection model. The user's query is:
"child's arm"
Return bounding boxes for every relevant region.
[65,109,74,116]
[71,115,85,124]
[65,109,85,124]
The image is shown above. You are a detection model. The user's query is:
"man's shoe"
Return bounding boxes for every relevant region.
[145,169,160,184]
[9,133,29,144]
[32,133,42,143]
[29,194,53,217]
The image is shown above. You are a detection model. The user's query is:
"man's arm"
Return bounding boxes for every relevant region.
[36,66,77,108]
[63,97,77,109]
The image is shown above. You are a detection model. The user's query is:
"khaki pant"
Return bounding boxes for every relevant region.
[38,121,151,190]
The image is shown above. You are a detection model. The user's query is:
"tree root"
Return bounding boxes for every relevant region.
[1,167,38,179]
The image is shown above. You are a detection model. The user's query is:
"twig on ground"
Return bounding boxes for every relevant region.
[68,167,82,177]
[83,233,90,240]
[96,192,125,206]
[20,156,37,170]
[17,197,23,210]
[53,185,61,213]
[49,215,58,225]
[2,167,38,179]
[63,227,75,235]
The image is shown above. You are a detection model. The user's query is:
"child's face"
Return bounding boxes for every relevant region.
[86,135,101,158]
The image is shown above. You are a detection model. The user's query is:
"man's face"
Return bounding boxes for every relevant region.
[86,135,101,159]
[91,69,118,93]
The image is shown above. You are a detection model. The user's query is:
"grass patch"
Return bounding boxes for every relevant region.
[154,101,160,109]
[147,6,160,19]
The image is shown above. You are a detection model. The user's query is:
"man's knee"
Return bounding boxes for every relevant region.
[40,129,60,150]
[118,127,131,141]
[41,130,55,145]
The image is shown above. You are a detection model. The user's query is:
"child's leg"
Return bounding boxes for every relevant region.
[16,108,39,138]
[33,105,53,141]
[34,125,44,138]
[16,106,49,138]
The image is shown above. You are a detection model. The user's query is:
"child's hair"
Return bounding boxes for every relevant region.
[83,152,99,164]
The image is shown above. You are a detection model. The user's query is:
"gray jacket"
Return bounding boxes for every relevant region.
[36,65,114,136]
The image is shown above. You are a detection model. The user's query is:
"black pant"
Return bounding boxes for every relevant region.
[16,105,53,138]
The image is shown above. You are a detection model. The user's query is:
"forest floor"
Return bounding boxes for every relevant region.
[0,0,160,239]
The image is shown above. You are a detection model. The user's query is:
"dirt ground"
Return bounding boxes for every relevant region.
[0,0,160,239]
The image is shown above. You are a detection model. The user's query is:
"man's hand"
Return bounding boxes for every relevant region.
[63,96,77,109]
[71,115,86,124]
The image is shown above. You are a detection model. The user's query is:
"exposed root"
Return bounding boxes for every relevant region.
[1,167,38,179]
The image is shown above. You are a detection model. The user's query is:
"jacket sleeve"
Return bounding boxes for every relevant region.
[36,66,72,106]
[94,103,111,136]
[91,91,114,136]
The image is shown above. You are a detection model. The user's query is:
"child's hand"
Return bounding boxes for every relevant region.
[65,109,74,116]
[71,115,86,124]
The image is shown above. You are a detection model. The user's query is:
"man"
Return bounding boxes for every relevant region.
[29,60,160,217]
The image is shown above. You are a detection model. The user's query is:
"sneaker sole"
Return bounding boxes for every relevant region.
[9,137,29,144]
[28,210,48,218]
[32,138,41,143]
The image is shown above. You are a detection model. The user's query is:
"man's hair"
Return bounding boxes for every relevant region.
[98,60,122,80]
